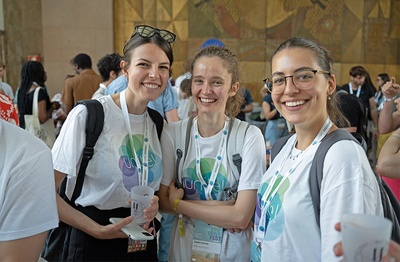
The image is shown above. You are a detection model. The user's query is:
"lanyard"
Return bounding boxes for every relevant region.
[257,118,333,238]
[120,90,149,186]
[193,117,229,200]
[349,82,361,97]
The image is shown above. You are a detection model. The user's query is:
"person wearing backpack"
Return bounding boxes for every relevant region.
[252,37,383,261]
[158,46,266,261]
[51,25,175,261]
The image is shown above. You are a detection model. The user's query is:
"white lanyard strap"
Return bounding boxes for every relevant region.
[349,83,361,97]
[194,117,229,200]
[257,118,333,236]
[120,90,149,186]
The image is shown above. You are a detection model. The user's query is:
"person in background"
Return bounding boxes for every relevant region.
[159,46,266,261]
[377,77,400,200]
[376,73,390,113]
[177,78,197,119]
[375,73,392,159]
[0,120,58,261]
[16,61,59,129]
[339,66,378,156]
[61,53,101,115]
[236,87,253,121]
[51,25,175,260]
[379,76,400,134]
[261,83,288,146]
[253,37,383,261]
[92,53,123,99]
[0,62,14,100]
[105,73,180,123]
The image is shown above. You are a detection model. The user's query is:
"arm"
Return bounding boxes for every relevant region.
[0,232,47,262]
[368,97,378,138]
[54,170,131,239]
[169,186,257,229]
[61,80,74,115]
[376,128,400,178]
[242,103,253,114]
[262,101,277,120]
[379,78,400,133]
[165,108,180,123]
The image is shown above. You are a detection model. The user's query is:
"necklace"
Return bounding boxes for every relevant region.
[289,144,304,160]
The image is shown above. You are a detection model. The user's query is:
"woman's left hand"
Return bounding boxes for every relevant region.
[143,195,159,222]
[168,181,184,207]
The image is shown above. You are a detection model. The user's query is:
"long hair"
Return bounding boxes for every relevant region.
[17,61,46,126]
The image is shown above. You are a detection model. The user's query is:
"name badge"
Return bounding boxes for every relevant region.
[191,220,223,261]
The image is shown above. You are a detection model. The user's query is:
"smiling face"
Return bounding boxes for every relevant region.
[122,43,170,104]
[191,56,238,117]
[271,47,336,129]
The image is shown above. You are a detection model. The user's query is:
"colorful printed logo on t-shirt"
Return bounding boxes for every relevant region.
[254,174,290,241]
[118,134,161,191]
[182,158,231,200]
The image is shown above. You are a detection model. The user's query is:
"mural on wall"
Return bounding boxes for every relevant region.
[115,0,399,99]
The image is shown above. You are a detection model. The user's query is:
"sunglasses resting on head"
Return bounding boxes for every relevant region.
[133,25,176,43]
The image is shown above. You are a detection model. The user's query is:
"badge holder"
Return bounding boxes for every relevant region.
[190,220,223,262]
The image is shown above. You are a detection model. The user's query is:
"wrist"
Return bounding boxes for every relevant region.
[173,198,180,213]
[384,96,396,102]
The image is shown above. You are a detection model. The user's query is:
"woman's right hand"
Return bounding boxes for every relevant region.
[94,216,133,239]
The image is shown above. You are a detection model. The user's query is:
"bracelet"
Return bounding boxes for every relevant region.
[173,198,180,212]
[384,96,396,102]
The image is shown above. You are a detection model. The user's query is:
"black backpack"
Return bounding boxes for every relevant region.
[271,129,400,243]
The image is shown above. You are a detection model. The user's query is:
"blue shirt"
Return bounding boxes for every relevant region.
[105,75,178,118]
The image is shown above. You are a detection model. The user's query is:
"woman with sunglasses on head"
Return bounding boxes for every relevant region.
[252,37,383,261]
[158,46,266,261]
[51,25,175,261]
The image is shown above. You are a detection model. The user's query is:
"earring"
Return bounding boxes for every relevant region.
[328,96,332,100]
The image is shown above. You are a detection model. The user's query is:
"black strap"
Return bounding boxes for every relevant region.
[175,117,194,189]
[70,100,104,203]
[147,107,164,140]
[309,129,358,227]
[270,134,293,163]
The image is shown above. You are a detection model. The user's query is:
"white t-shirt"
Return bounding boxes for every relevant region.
[161,117,266,261]
[0,120,58,241]
[253,135,383,261]
[52,95,163,210]
[91,83,107,99]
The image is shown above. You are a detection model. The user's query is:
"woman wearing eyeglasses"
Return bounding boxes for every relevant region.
[158,46,266,261]
[51,25,175,261]
[252,37,383,261]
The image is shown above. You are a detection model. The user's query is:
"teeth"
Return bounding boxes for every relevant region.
[200,98,216,103]
[143,84,158,89]
[286,100,305,107]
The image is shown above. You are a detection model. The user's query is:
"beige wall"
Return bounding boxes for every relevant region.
[42,0,113,97]
[1,0,113,98]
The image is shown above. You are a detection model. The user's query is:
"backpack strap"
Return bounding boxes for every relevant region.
[175,117,194,188]
[147,107,164,140]
[270,134,293,163]
[70,99,104,203]
[309,129,358,227]
[227,118,250,183]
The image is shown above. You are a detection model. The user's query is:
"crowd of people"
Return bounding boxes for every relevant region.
[0,25,399,262]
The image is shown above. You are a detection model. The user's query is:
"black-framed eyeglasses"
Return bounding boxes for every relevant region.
[133,25,176,43]
[263,69,330,94]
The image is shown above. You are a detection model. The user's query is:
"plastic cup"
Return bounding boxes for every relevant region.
[341,213,392,262]
[131,185,154,225]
